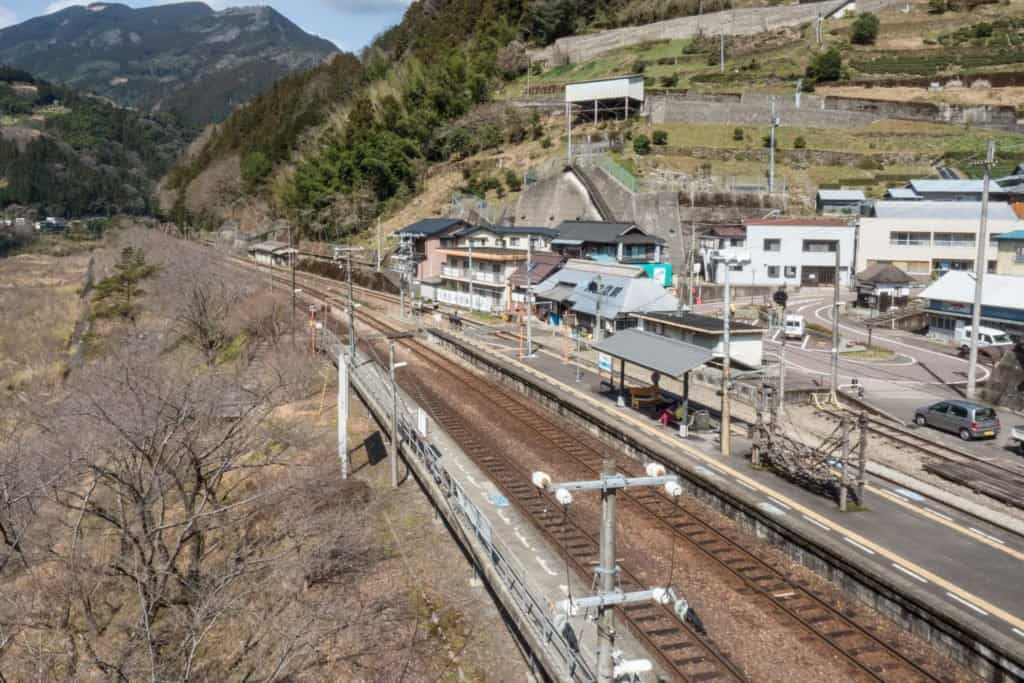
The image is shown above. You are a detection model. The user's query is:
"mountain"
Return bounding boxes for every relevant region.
[0,2,338,128]
[1,65,190,217]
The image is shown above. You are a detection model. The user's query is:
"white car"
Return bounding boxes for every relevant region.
[954,325,1014,356]
[784,315,805,340]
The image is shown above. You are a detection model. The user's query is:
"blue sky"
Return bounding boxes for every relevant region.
[0,0,412,53]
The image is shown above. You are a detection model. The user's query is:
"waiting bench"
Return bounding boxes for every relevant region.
[629,385,661,411]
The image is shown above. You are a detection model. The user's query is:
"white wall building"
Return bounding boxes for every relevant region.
[708,218,857,288]
[857,201,1022,280]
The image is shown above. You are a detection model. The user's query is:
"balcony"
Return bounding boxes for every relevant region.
[889,239,929,247]
[441,266,506,286]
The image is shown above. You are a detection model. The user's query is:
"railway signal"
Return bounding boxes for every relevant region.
[533,460,689,683]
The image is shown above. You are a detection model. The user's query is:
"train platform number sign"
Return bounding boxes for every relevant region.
[598,353,613,372]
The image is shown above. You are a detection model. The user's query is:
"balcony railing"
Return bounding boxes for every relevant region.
[933,239,975,248]
[890,239,929,247]
[441,267,506,285]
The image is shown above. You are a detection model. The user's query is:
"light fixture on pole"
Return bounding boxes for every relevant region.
[711,249,751,457]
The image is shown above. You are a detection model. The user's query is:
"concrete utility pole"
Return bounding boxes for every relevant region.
[967,140,996,400]
[779,302,788,412]
[594,274,603,342]
[468,238,475,313]
[347,251,356,355]
[376,218,382,272]
[526,235,534,357]
[769,98,780,194]
[722,262,733,457]
[830,246,841,402]
[389,341,400,489]
[719,34,725,73]
[567,102,573,165]
[338,350,349,479]
[289,224,296,349]
[533,461,685,683]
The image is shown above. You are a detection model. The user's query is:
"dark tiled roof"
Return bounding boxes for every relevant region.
[454,225,560,238]
[554,220,650,245]
[708,225,746,238]
[857,263,914,285]
[509,252,565,288]
[634,310,764,334]
[397,218,466,237]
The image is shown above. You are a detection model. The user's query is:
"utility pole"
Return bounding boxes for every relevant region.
[830,246,841,403]
[525,235,534,357]
[779,301,788,412]
[376,217,382,272]
[838,415,851,512]
[533,461,686,683]
[769,98,780,194]
[347,250,356,355]
[468,238,475,314]
[967,140,996,400]
[567,102,573,165]
[289,224,296,348]
[594,274,603,342]
[719,34,725,73]
[338,350,349,479]
[390,341,399,489]
[722,261,732,457]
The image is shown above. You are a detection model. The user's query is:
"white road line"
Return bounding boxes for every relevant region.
[924,507,954,522]
[892,563,928,584]
[969,527,1006,546]
[802,514,832,532]
[1013,628,1024,639]
[536,557,558,576]
[801,336,810,350]
[515,529,531,549]
[767,496,791,510]
[497,510,511,525]
[844,537,877,555]
[772,329,781,342]
[466,475,483,489]
[947,592,989,617]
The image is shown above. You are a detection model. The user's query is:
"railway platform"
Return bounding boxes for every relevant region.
[433,325,1024,680]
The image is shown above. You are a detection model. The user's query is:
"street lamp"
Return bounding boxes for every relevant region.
[712,249,751,457]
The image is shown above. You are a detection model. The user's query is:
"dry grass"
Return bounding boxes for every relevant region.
[820,84,1024,108]
[0,252,90,391]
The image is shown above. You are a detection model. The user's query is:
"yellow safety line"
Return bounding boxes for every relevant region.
[481,336,1024,631]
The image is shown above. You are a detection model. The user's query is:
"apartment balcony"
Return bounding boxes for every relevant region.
[441,266,506,286]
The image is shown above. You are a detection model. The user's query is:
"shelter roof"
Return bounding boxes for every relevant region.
[632,310,764,334]
[592,329,713,378]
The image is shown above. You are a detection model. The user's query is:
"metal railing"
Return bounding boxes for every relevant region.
[316,326,596,682]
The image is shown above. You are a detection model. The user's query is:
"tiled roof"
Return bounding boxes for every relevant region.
[744,217,852,227]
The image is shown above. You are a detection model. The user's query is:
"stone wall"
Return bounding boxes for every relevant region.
[528,0,901,66]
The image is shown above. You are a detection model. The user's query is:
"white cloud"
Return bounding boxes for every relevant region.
[45,0,85,13]
[320,0,412,14]
[0,4,16,29]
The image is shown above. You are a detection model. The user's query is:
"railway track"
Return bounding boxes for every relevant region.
[379,332,946,683]
[825,407,1024,511]
[223,253,948,681]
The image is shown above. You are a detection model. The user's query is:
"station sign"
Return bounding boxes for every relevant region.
[598,353,613,372]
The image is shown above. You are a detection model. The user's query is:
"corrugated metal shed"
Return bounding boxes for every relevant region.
[908,179,1005,195]
[565,75,644,104]
[593,329,713,378]
[817,190,866,202]
[884,188,921,200]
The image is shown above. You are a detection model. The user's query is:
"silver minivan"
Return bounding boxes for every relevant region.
[914,400,1001,441]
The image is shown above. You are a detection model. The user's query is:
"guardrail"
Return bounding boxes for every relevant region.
[316,326,596,683]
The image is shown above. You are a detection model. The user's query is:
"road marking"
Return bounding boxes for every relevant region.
[923,507,953,522]
[515,528,532,549]
[497,510,512,525]
[772,329,781,342]
[802,515,832,532]
[466,474,483,489]
[493,344,1024,632]
[801,336,810,350]
[946,592,989,617]
[844,537,877,555]
[536,557,558,576]
[892,563,928,584]
[969,527,1006,546]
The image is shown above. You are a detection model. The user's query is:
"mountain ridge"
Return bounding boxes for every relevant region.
[0,2,339,128]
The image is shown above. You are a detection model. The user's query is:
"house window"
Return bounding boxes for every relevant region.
[731,238,746,247]
[933,233,975,248]
[767,265,780,278]
[764,239,781,252]
[988,260,997,273]
[784,266,797,278]
[510,237,521,247]
[1015,247,1024,263]
[890,232,929,247]
[802,240,837,252]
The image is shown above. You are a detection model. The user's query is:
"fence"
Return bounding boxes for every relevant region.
[593,155,639,193]
[316,326,596,682]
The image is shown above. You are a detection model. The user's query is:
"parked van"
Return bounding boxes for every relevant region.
[954,325,1014,355]
[784,315,806,340]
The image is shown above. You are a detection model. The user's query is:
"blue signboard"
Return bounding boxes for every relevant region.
[641,263,673,287]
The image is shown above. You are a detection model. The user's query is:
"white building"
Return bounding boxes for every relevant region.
[435,225,559,313]
[856,201,1022,280]
[920,270,1024,340]
[248,241,296,267]
[565,75,644,122]
[706,218,857,288]
[631,311,765,368]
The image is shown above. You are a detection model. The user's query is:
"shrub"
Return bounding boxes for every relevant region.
[241,151,272,193]
[733,127,744,141]
[806,47,842,82]
[633,134,651,155]
[974,22,994,38]
[762,134,775,149]
[504,169,523,193]
[652,129,669,145]
[660,73,680,87]
[540,136,552,149]
[928,0,946,13]
[794,136,807,149]
[851,13,880,45]
[631,60,647,73]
